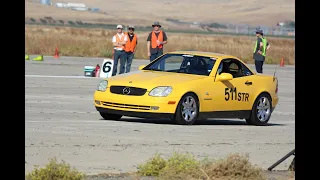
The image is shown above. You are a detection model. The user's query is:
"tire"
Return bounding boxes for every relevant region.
[246,93,272,126]
[173,93,199,125]
[99,112,122,120]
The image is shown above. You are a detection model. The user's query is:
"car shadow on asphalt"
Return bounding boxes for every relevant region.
[100,118,284,126]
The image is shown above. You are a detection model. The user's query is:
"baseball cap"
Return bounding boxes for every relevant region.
[128,25,135,29]
[255,27,263,34]
[117,25,123,29]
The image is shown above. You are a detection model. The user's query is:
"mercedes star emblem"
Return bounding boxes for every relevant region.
[122,87,131,95]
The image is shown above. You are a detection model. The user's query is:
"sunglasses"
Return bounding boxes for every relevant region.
[117,28,122,30]
[129,28,134,31]
[153,25,160,27]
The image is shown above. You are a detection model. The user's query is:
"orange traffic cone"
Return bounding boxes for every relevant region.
[54,47,59,58]
[280,58,285,67]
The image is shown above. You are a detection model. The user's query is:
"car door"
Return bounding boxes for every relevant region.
[211,58,255,111]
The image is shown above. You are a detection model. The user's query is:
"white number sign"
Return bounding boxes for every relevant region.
[100,59,114,78]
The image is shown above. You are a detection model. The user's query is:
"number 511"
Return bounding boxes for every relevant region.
[225,87,249,102]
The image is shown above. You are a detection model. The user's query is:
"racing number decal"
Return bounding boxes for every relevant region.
[103,61,112,73]
[225,87,249,102]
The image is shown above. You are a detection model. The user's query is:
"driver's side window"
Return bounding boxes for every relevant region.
[218,58,251,78]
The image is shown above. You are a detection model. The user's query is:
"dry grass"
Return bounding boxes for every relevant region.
[25,25,295,65]
[137,152,267,180]
[26,0,294,27]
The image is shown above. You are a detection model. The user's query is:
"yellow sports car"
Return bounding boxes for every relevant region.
[94,51,279,126]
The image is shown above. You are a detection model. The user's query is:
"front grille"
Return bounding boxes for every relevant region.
[102,101,151,110]
[110,86,147,96]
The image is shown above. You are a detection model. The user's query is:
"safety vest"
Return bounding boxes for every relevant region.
[115,33,125,50]
[151,30,163,49]
[124,33,137,52]
[254,37,267,56]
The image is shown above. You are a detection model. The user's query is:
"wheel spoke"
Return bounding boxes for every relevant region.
[190,99,195,107]
[262,97,266,104]
[261,113,265,121]
[183,112,188,120]
[182,102,188,107]
[259,98,263,105]
[182,109,188,114]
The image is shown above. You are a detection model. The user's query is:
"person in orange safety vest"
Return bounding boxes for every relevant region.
[147,22,168,61]
[123,25,138,73]
[146,22,168,70]
[111,24,128,76]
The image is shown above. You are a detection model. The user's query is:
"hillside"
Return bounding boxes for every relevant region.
[25,0,295,28]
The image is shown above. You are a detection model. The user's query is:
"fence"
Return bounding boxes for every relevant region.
[25,20,295,38]
[200,24,295,37]
[227,25,295,37]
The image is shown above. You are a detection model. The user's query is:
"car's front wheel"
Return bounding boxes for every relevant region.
[246,93,272,126]
[99,112,122,120]
[173,93,199,125]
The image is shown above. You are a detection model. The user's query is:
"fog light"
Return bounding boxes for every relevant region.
[151,106,159,110]
[95,100,101,105]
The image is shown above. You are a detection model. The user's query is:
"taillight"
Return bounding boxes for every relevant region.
[275,79,278,93]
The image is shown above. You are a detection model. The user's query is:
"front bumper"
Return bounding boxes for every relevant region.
[96,107,174,119]
[94,90,179,114]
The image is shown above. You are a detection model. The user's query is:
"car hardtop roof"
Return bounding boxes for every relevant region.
[167,51,238,60]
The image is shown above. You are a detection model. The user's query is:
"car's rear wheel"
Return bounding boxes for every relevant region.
[246,93,272,126]
[174,93,199,125]
[99,112,122,120]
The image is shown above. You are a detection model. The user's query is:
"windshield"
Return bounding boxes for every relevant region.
[143,53,216,76]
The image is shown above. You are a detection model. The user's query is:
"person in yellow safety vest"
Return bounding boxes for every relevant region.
[147,22,168,70]
[112,24,128,76]
[123,25,138,73]
[253,27,270,73]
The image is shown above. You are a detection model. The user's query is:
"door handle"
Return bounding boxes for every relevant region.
[245,81,252,85]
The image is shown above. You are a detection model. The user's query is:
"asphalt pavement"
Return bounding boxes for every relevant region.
[25,56,295,175]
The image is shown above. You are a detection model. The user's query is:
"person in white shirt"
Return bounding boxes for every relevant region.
[112,25,128,76]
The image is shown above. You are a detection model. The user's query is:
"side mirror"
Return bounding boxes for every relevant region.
[216,73,233,82]
[138,65,146,70]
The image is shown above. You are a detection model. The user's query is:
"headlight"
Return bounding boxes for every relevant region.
[149,86,172,97]
[97,80,108,91]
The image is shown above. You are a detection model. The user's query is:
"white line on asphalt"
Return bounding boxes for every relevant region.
[25,75,103,79]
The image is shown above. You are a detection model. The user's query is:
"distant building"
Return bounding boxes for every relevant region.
[40,0,51,5]
[66,3,86,8]
[71,7,88,11]
[91,8,100,12]
[277,22,285,26]
[56,2,67,8]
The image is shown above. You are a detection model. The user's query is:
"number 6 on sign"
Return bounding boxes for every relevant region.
[100,59,114,78]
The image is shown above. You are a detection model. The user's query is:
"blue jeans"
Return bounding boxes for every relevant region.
[112,50,126,76]
[124,52,134,73]
[255,60,264,73]
[150,51,165,70]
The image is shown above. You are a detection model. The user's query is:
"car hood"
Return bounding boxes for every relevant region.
[106,70,206,90]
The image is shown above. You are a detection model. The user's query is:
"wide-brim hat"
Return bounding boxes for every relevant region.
[152,22,161,27]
